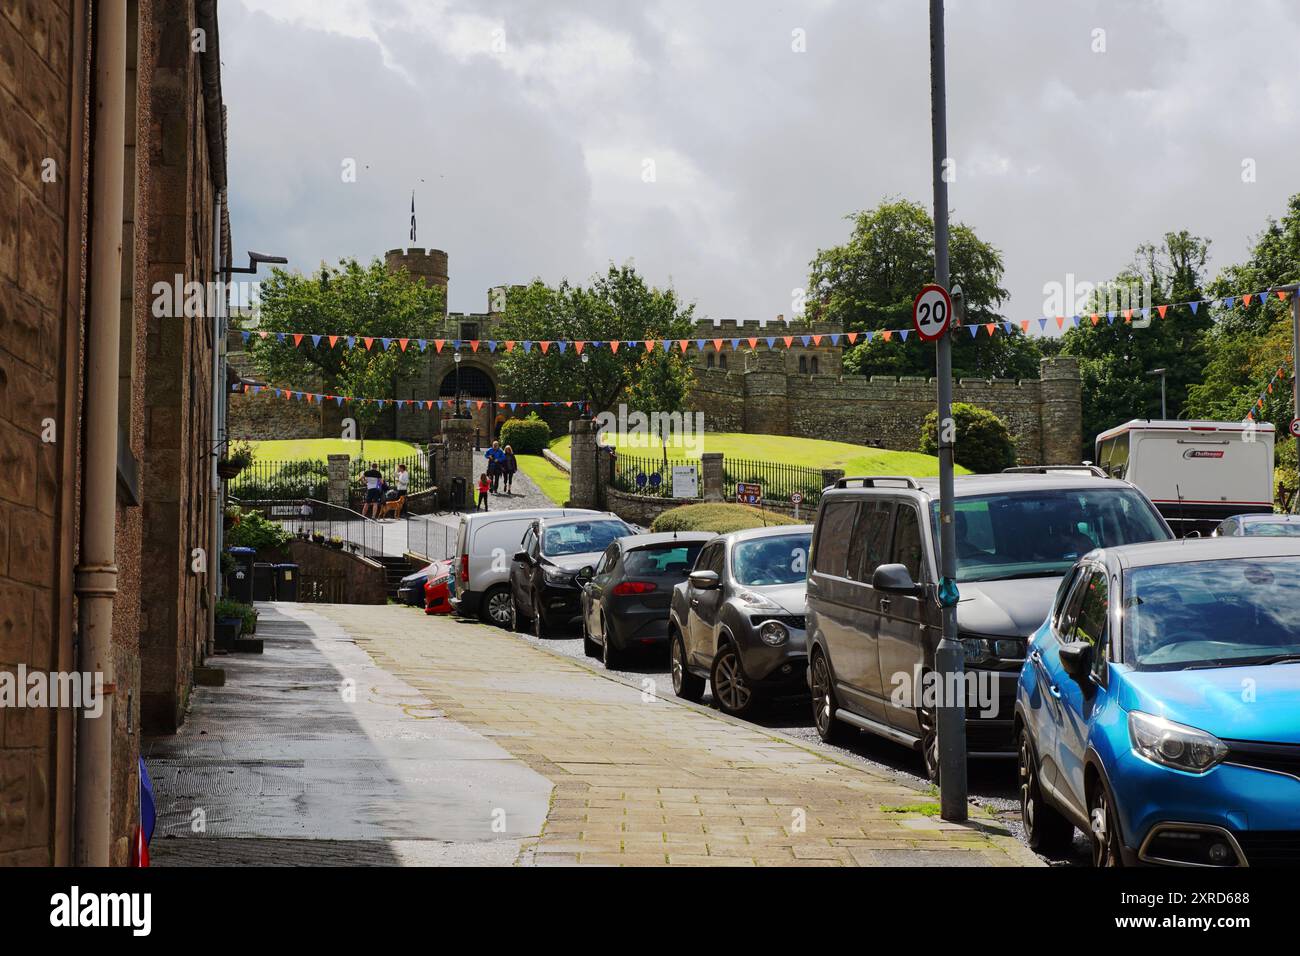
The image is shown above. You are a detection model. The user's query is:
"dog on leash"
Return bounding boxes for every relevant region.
[379,494,406,519]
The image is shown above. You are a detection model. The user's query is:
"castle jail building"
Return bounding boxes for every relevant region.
[228,248,1082,465]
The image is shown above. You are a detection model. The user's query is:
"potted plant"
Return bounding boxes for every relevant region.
[327,535,344,550]
[217,441,253,481]
[214,597,247,649]
[311,531,325,544]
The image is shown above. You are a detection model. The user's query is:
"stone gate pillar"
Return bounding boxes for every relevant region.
[440,417,476,510]
[1039,357,1083,464]
[327,454,350,508]
[569,418,599,510]
[702,452,724,502]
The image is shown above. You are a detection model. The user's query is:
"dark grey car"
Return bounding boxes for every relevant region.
[578,532,715,669]
[805,473,1173,780]
[667,525,814,718]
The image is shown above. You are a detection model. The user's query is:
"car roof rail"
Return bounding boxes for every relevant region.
[1003,465,1108,478]
[834,476,922,489]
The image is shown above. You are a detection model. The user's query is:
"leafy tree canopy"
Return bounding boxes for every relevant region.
[809,197,1041,380]
[249,258,445,435]
[493,264,696,415]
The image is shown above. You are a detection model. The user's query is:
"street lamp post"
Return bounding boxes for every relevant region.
[581,351,592,419]
[929,0,967,822]
[453,349,464,419]
[1147,368,1167,419]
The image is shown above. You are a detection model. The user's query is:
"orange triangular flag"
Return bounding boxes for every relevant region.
[574,341,585,354]
[644,339,656,352]
[1278,290,1291,301]
[1242,294,1253,307]
[539,341,550,353]
[984,323,995,336]
[748,337,758,348]
[363,337,374,350]
[470,340,481,352]
[398,338,409,351]
[1021,320,1031,333]
[1156,305,1168,319]
[811,334,823,346]
[259,330,269,339]
[328,335,339,348]
[609,340,620,353]
[679,339,689,352]
[293,333,304,347]
[881,330,893,342]
[1090,314,1100,325]
[434,339,444,352]
[1122,310,1132,323]
[783,336,794,348]
[505,340,515,352]
[712,338,723,352]
[846,332,858,344]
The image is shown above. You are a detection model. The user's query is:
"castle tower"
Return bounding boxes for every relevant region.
[385,247,449,317]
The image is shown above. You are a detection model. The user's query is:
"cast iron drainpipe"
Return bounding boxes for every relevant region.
[74,0,127,867]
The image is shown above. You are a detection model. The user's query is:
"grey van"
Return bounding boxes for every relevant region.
[447,507,597,626]
[805,472,1172,779]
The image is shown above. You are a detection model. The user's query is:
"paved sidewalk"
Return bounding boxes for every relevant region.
[312,604,1041,866]
[144,604,551,866]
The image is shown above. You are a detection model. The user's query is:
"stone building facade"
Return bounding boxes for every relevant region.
[228,247,1083,464]
[0,0,230,866]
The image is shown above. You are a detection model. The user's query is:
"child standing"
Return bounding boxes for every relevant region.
[476,472,491,511]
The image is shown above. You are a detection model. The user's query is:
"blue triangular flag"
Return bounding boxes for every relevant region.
[488,340,497,352]
[1038,319,1048,331]
[696,339,706,351]
[311,334,322,348]
[967,325,978,338]
[800,335,811,347]
[418,339,427,351]
[730,338,741,349]
[1188,301,1200,314]
[522,341,532,352]
[830,334,841,345]
[899,329,910,342]
[766,337,776,348]
[557,340,568,353]
[241,331,251,343]
[347,336,356,348]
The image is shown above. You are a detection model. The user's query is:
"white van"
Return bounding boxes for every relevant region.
[448,508,597,626]
[1094,419,1275,535]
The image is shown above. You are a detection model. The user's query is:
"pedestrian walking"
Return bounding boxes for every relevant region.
[476,472,491,511]
[502,444,518,494]
[484,440,506,493]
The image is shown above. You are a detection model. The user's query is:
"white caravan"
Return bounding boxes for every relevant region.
[1094,419,1275,535]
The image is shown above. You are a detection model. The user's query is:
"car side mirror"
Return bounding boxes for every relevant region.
[872,563,921,595]
[1059,640,1094,683]
[688,570,720,590]
[576,565,594,583]
[513,550,529,564]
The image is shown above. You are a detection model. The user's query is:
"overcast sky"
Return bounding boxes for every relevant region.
[223,0,1299,324]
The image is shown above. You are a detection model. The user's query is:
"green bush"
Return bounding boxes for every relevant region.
[650,503,800,534]
[215,598,256,633]
[1275,438,1295,512]
[500,412,552,455]
[919,402,1016,474]
[225,508,292,553]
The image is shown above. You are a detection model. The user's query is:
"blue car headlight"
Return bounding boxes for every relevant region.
[1128,711,1228,774]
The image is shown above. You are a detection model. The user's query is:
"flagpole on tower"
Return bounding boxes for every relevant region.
[410,190,417,244]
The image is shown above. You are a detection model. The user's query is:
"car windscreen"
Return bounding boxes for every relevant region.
[930,488,1169,583]
[1125,557,1300,671]
[1244,521,1300,537]
[731,533,812,586]
[623,542,706,577]
[541,520,632,557]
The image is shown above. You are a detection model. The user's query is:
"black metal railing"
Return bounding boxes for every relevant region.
[348,454,434,498]
[723,457,826,506]
[235,498,387,559]
[229,454,435,503]
[611,453,699,499]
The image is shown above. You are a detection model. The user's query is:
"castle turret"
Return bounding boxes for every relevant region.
[386,247,449,316]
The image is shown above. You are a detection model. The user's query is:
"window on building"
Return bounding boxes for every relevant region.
[799,355,807,373]
[460,322,479,341]
[811,357,819,374]
[719,353,728,369]
[706,353,714,369]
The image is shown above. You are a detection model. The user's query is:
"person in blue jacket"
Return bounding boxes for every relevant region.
[485,440,506,494]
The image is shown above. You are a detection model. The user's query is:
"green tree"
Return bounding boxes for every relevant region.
[494,264,696,415]
[250,258,445,443]
[1061,230,1214,457]
[920,402,1016,473]
[1185,194,1300,432]
[809,198,1042,380]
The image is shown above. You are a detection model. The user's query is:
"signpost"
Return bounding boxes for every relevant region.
[1290,418,1300,440]
[791,491,803,520]
[912,284,953,342]
[929,0,968,822]
[671,465,698,499]
[736,482,762,505]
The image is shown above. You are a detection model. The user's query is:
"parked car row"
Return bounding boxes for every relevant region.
[435,468,1300,866]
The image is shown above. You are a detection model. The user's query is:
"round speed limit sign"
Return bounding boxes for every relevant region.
[1290,418,1300,439]
[912,284,953,341]
[791,492,803,505]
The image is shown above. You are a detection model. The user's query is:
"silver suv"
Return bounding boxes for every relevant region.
[448,508,597,626]
[805,471,1172,780]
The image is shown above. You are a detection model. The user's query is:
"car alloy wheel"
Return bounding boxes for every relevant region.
[1019,729,1074,855]
[1088,783,1122,867]
[918,706,940,784]
[711,644,753,716]
[532,593,547,639]
[671,633,705,702]
[485,588,512,628]
[811,653,835,738]
[601,622,622,670]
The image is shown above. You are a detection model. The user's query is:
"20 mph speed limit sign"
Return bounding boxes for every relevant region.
[912,284,953,341]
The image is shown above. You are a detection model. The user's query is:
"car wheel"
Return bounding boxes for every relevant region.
[1088,778,1124,867]
[532,592,548,639]
[810,650,851,745]
[1019,728,1074,856]
[918,705,940,784]
[481,585,513,629]
[600,616,625,669]
[710,642,757,718]
[508,594,522,632]
[581,611,600,658]
[671,631,704,702]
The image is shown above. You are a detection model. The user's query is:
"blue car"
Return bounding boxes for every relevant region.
[1016,537,1300,866]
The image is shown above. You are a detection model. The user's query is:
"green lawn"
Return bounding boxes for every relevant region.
[244,438,422,462]
[548,432,965,478]
[515,454,569,505]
